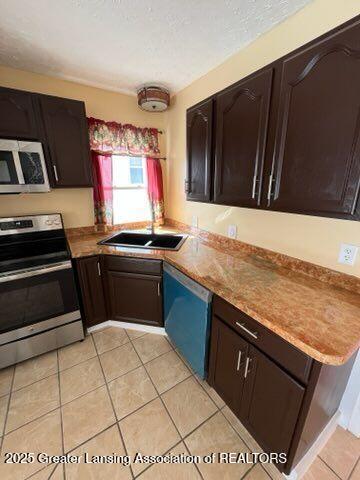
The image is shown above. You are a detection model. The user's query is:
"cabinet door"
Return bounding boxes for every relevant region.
[40,96,92,187]
[240,345,304,456]
[76,256,107,327]
[268,19,360,219]
[208,316,249,415]
[186,99,213,202]
[0,87,39,139]
[106,271,163,326]
[214,68,273,207]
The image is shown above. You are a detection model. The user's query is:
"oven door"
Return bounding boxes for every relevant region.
[0,140,22,191]
[0,261,80,337]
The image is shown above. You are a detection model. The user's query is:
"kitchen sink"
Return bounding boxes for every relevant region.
[98,231,187,251]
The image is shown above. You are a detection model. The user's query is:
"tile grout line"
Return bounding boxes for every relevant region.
[4,363,58,480]
[5,348,99,400]
[91,331,136,480]
[24,462,57,480]
[241,464,257,479]
[217,406,277,479]
[130,332,262,478]
[65,422,118,456]
[2,329,335,480]
[171,344,270,478]
[9,363,62,480]
[318,456,347,480]
[11,370,59,395]
[3,405,62,437]
[2,342,157,440]
[56,349,66,480]
[1,330,274,479]
[0,365,15,455]
[127,334,206,480]
[348,456,360,480]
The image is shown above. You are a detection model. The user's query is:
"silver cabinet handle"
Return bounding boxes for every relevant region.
[251,174,259,200]
[236,351,242,371]
[267,172,275,204]
[235,322,258,339]
[53,165,59,182]
[97,261,101,276]
[157,282,161,296]
[244,357,252,378]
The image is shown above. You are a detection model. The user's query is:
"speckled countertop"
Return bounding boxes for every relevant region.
[68,228,360,366]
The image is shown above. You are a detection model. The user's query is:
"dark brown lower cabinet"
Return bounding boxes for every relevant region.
[76,256,107,327]
[240,345,304,455]
[106,271,162,326]
[102,255,163,327]
[209,317,248,415]
[75,255,163,327]
[208,296,356,475]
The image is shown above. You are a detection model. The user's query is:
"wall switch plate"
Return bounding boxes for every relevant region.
[338,244,358,266]
[192,215,198,228]
[228,224,237,239]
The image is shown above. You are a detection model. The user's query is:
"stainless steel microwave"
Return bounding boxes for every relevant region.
[0,139,50,193]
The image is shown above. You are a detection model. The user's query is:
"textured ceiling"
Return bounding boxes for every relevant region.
[0,0,312,95]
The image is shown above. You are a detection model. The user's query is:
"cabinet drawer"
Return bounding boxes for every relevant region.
[103,256,162,275]
[213,296,312,384]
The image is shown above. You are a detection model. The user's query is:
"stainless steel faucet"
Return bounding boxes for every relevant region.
[148,200,155,235]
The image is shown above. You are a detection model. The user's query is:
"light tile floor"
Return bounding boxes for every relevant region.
[0,327,357,479]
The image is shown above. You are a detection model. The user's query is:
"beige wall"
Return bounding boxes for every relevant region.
[0,65,166,227]
[165,0,360,277]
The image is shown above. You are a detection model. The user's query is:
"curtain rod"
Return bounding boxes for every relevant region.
[112,152,166,160]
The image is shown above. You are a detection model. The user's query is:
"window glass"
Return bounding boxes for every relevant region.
[112,156,151,224]
[129,157,144,185]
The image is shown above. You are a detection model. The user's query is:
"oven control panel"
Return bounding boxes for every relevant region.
[0,214,63,235]
[0,220,33,231]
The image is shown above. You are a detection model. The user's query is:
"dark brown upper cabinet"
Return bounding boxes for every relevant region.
[186,15,360,220]
[76,256,107,327]
[0,87,40,140]
[267,18,360,219]
[186,99,213,202]
[39,96,92,188]
[214,68,273,207]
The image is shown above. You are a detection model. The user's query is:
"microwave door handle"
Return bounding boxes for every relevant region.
[13,151,25,184]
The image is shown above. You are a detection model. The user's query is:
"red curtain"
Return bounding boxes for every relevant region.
[91,151,113,225]
[146,157,165,225]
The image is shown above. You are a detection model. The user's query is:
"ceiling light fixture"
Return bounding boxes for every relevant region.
[137,86,170,112]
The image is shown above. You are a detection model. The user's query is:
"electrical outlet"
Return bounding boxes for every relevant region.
[338,244,358,266]
[192,215,198,228]
[228,224,237,239]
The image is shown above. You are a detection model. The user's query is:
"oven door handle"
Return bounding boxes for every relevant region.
[0,261,72,283]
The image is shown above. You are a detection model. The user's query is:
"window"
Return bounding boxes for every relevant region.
[129,157,144,184]
[112,156,151,224]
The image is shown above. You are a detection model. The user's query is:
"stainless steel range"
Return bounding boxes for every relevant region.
[0,214,84,369]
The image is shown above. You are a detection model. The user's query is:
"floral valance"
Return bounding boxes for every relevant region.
[88,117,160,156]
